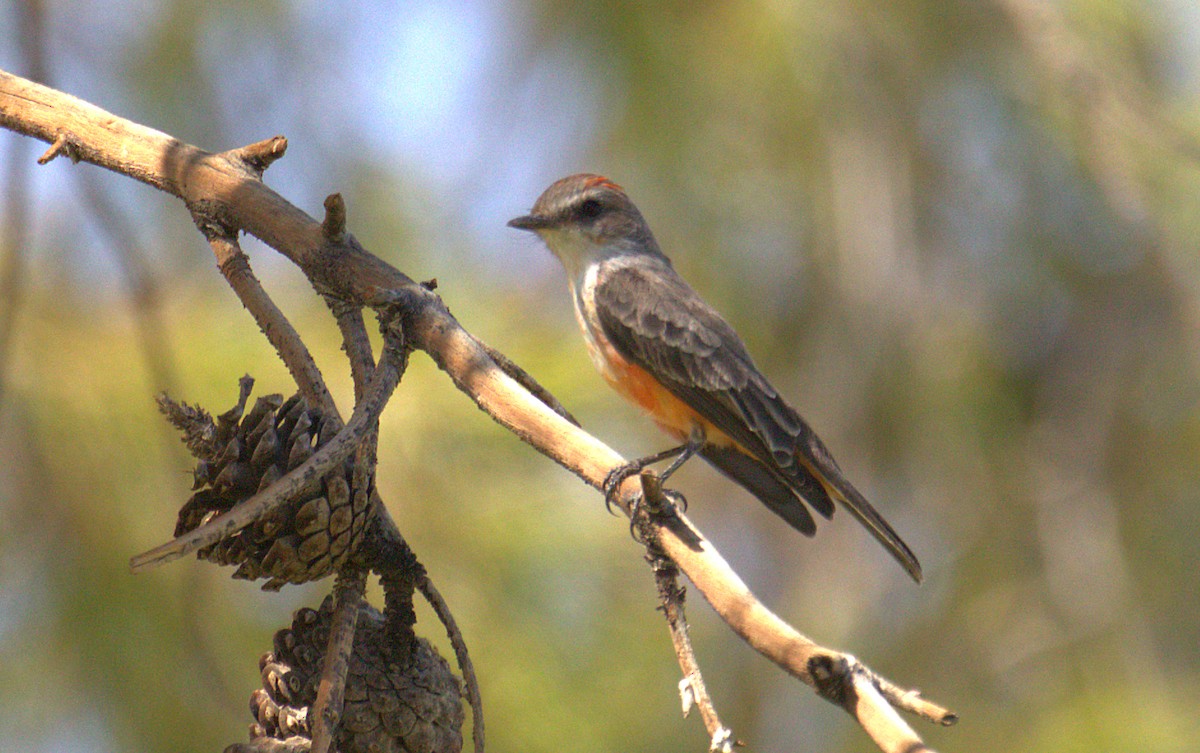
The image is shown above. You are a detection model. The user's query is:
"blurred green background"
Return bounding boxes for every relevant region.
[2,1,1200,751]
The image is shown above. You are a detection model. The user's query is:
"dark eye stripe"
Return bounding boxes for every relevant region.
[577,197,603,219]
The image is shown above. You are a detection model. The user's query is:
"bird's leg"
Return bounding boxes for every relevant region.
[603,445,687,514]
[604,427,706,516]
[657,427,705,485]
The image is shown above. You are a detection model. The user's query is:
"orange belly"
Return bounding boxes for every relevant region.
[595,344,735,449]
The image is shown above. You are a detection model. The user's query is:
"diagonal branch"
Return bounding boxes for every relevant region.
[207,231,340,418]
[0,67,953,752]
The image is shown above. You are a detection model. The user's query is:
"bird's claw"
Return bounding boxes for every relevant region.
[602,461,645,514]
[604,460,687,543]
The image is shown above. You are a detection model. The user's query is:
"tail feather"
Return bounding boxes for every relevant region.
[699,444,831,536]
[794,450,923,583]
[700,438,923,583]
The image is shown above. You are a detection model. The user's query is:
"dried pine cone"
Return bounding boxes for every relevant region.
[233,596,464,753]
[159,376,374,590]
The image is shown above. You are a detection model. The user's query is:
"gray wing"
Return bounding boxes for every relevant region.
[592,262,831,506]
[593,262,922,581]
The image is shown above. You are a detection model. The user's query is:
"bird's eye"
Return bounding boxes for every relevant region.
[577,198,603,219]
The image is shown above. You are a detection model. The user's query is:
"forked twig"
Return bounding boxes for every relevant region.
[331,281,485,753]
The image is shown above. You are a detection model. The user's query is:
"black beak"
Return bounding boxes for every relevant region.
[507,214,550,231]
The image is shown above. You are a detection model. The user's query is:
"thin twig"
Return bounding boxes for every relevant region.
[417,574,484,753]
[37,131,75,164]
[638,472,733,751]
[310,567,367,753]
[869,664,958,727]
[329,281,484,753]
[129,312,406,572]
[207,233,339,418]
[326,295,375,405]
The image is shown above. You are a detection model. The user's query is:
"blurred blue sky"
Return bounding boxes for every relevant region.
[6,0,1200,296]
[2,0,621,294]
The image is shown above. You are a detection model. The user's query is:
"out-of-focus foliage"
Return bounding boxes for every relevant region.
[2,1,1200,751]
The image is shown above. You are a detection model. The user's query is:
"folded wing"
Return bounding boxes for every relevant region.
[593,261,921,581]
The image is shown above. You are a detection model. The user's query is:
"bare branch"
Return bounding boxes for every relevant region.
[642,500,733,750]
[0,67,953,751]
[310,568,367,753]
[417,575,485,753]
[208,232,339,417]
[331,288,485,753]
[326,296,376,404]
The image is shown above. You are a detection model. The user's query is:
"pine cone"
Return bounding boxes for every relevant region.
[239,597,464,753]
[160,376,374,590]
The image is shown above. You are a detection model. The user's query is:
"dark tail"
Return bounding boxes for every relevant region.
[699,444,830,537]
[794,450,923,583]
[702,442,923,583]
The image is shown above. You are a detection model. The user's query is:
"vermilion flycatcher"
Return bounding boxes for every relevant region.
[509,174,921,582]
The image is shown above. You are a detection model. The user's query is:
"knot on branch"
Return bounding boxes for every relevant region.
[234,595,465,753]
[159,376,376,590]
[807,653,852,708]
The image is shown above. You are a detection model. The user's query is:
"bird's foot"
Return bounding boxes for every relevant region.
[627,479,686,544]
[602,460,646,514]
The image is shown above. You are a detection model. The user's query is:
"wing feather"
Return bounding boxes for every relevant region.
[593,261,921,581]
[594,262,827,507]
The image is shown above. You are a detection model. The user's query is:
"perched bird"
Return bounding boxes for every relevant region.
[509,174,921,582]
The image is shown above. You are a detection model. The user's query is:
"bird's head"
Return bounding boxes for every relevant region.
[508,174,665,278]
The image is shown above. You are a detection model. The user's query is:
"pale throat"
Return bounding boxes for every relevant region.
[538,228,619,374]
[570,261,611,378]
